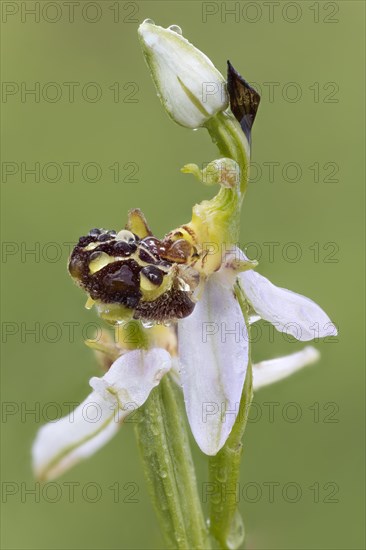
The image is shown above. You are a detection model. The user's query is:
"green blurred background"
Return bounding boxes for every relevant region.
[1,1,364,548]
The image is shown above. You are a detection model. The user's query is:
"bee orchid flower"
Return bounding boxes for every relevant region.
[31,20,338,550]
[33,232,334,479]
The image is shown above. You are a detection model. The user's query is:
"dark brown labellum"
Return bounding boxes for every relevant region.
[68,226,197,323]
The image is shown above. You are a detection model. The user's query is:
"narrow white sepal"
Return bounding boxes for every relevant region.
[138,21,228,128]
[32,349,171,480]
[178,271,248,456]
[237,255,337,341]
[253,346,320,390]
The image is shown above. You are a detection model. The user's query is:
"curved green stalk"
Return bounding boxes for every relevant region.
[205,110,250,198]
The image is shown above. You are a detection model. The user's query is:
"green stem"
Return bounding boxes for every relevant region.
[208,284,253,550]
[205,109,253,549]
[205,110,250,197]
[135,374,210,550]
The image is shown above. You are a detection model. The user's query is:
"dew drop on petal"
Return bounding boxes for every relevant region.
[168,24,182,35]
[143,18,155,25]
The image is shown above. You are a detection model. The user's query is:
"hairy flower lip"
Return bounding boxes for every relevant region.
[138,20,229,128]
[68,225,202,325]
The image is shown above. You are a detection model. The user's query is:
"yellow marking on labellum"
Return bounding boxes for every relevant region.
[140,270,173,303]
[89,252,113,274]
[85,242,100,251]
[126,251,154,268]
[140,272,159,292]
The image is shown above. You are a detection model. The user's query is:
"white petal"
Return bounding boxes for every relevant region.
[32,349,171,480]
[253,346,320,390]
[239,269,337,341]
[214,245,258,288]
[169,355,182,386]
[178,273,248,455]
[138,21,228,128]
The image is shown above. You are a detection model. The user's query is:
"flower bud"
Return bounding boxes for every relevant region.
[138,20,229,128]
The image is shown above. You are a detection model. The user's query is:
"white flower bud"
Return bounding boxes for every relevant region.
[138,20,229,128]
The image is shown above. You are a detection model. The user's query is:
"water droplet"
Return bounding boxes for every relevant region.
[168,24,182,35]
[141,265,164,286]
[115,229,136,244]
[151,424,159,436]
[174,534,184,546]
[141,320,155,329]
[88,228,102,237]
[177,278,190,292]
[143,18,155,25]
[210,493,222,505]
[225,510,245,550]
[216,466,227,483]
[159,470,168,479]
